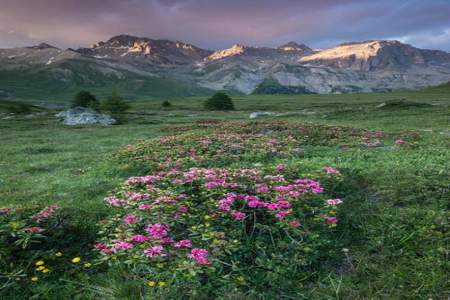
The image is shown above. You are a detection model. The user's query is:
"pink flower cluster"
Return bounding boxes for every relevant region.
[174,239,192,248]
[127,175,162,185]
[188,248,210,265]
[104,196,127,207]
[146,224,170,239]
[97,165,343,268]
[395,139,407,145]
[123,214,139,225]
[323,166,340,175]
[144,245,166,257]
[31,205,60,222]
[326,198,343,206]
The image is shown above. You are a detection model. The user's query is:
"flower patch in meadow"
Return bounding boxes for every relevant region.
[95,165,344,289]
[115,121,420,173]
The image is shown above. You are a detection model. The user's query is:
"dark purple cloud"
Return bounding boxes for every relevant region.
[0,0,449,51]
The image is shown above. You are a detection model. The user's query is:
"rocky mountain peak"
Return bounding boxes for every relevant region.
[28,43,58,50]
[207,44,247,60]
[278,42,311,52]
[298,39,431,70]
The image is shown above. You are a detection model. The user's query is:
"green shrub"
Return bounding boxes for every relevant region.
[0,205,96,294]
[72,91,99,110]
[6,103,32,114]
[101,93,131,114]
[161,100,172,108]
[204,92,235,111]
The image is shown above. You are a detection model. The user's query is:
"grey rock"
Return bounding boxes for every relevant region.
[249,112,275,119]
[55,107,116,125]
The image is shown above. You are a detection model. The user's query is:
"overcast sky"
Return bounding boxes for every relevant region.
[0,0,449,51]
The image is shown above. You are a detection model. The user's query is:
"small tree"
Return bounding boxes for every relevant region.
[72,91,99,110]
[204,92,235,111]
[100,92,131,114]
[161,100,172,108]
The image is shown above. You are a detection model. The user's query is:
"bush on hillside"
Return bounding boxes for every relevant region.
[161,100,172,108]
[6,103,32,114]
[72,91,99,110]
[204,92,235,111]
[100,93,131,114]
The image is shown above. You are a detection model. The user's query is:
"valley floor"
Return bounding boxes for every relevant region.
[0,92,449,299]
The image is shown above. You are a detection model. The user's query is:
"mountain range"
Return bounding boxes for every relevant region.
[1,34,450,100]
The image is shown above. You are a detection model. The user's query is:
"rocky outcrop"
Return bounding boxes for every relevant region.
[55,107,116,125]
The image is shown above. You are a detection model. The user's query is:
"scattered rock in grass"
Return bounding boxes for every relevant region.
[249,112,275,119]
[55,107,116,125]
[24,112,48,119]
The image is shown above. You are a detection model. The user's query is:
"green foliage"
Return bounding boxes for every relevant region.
[72,91,99,110]
[161,100,172,108]
[100,93,131,114]
[0,206,98,297]
[253,79,314,95]
[204,92,235,111]
[6,103,32,114]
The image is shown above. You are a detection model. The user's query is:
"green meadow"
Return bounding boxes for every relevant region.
[0,89,449,299]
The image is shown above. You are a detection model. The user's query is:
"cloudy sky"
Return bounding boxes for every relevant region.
[0,0,450,51]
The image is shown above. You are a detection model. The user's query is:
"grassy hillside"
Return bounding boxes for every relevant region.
[0,64,214,103]
[0,92,449,299]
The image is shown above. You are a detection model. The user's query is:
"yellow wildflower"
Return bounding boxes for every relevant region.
[158,281,166,287]
[42,268,50,273]
[36,266,45,271]
[84,263,92,268]
[55,252,63,257]
[31,276,39,282]
[35,260,45,266]
[147,281,157,287]
[71,257,81,263]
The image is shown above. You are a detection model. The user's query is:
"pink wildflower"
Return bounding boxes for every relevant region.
[289,220,301,228]
[104,197,125,207]
[126,192,150,201]
[325,217,338,224]
[174,239,192,248]
[177,205,188,213]
[255,183,270,193]
[131,235,149,243]
[326,198,343,206]
[113,241,134,250]
[323,166,340,175]
[31,205,60,222]
[123,215,139,225]
[276,200,291,209]
[0,208,13,215]
[266,202,280,210]
[231,211,246,220]
[395,139,407,145]
[24,227,44,233]
[94,243,108,250]
[188,248,210,265]
[276,164,287,172]
[146,224,170,239]
[247,200,265,208]
[138,204,153,210]
[161,237,175,245]
[143,245,166,257]
[275,210,290,220]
